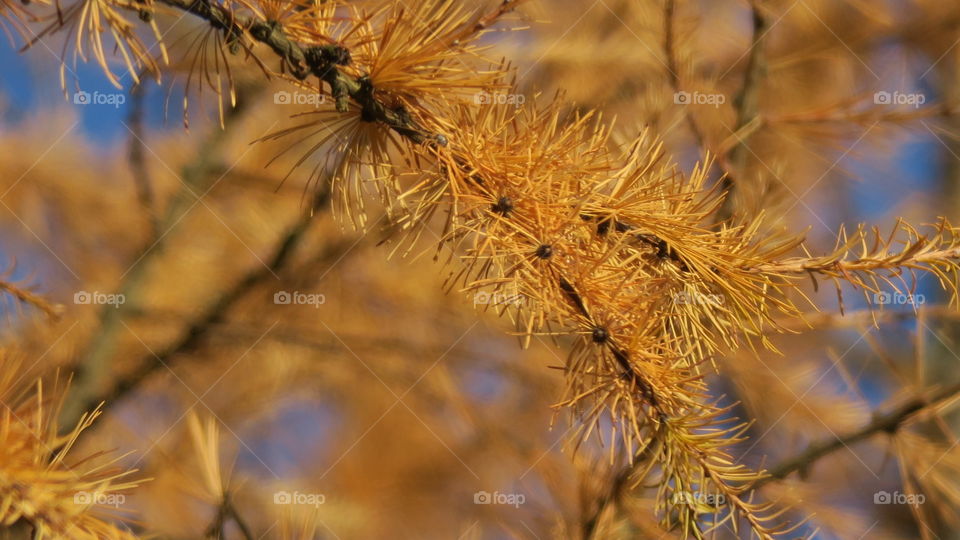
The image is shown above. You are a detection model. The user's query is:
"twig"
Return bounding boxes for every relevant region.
[663,0,737,217]
[663,0,708,153]
[204,494,254,540]
[150,0,523,144]
[227,499,255,540]
[717,0,767,221]
[748,247,960,275]
[753,380,960,490]
[66,187,348,424]
[0,276,62,320]
[126,78,160,239]
[203,499,228,539]
[61,87,260,426]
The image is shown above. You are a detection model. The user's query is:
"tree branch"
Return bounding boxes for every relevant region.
[663,0,708,154]
[66,188,351,425]
[62,90,259,426]
[753,380,960,490]
[717,0,767,221]
[150,0,523,145]
[748,246,960,275]
[126,76,160,239]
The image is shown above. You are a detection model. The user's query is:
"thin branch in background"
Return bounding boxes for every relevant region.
[0,262,62,320]
[62,87,262,426]
[204,495,254,540]
[663,0,739,215]
[126,78,160,240]
[754,380,960,489]
[69,185,354,423]
[663,0,708,153]
[717,0,768,222]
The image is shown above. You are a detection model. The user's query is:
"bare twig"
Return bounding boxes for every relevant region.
[126,78,160,239]
[717,0,768,221]
[753,380,960,489]
[227,500,255,540]
[663,0,739,218]
[663,0,708,153]
[67,187,352,424]
[62,89,260,426]
[204,494,254,540]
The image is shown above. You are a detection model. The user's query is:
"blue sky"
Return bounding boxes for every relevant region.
[0,37,173,144]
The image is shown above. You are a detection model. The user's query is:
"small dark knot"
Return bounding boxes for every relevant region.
[534,244,553,259]
[491,196,513,216]
[591,326,609,343]
[304,44,352,68]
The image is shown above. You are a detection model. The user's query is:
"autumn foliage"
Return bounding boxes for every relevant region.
[1,0,960,538]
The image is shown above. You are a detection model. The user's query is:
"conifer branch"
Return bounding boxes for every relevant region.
[0,273,62,320]
[149,0,429,139]
[11,0,960,537]
[146,0,524,144]
[751,246,960,276]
